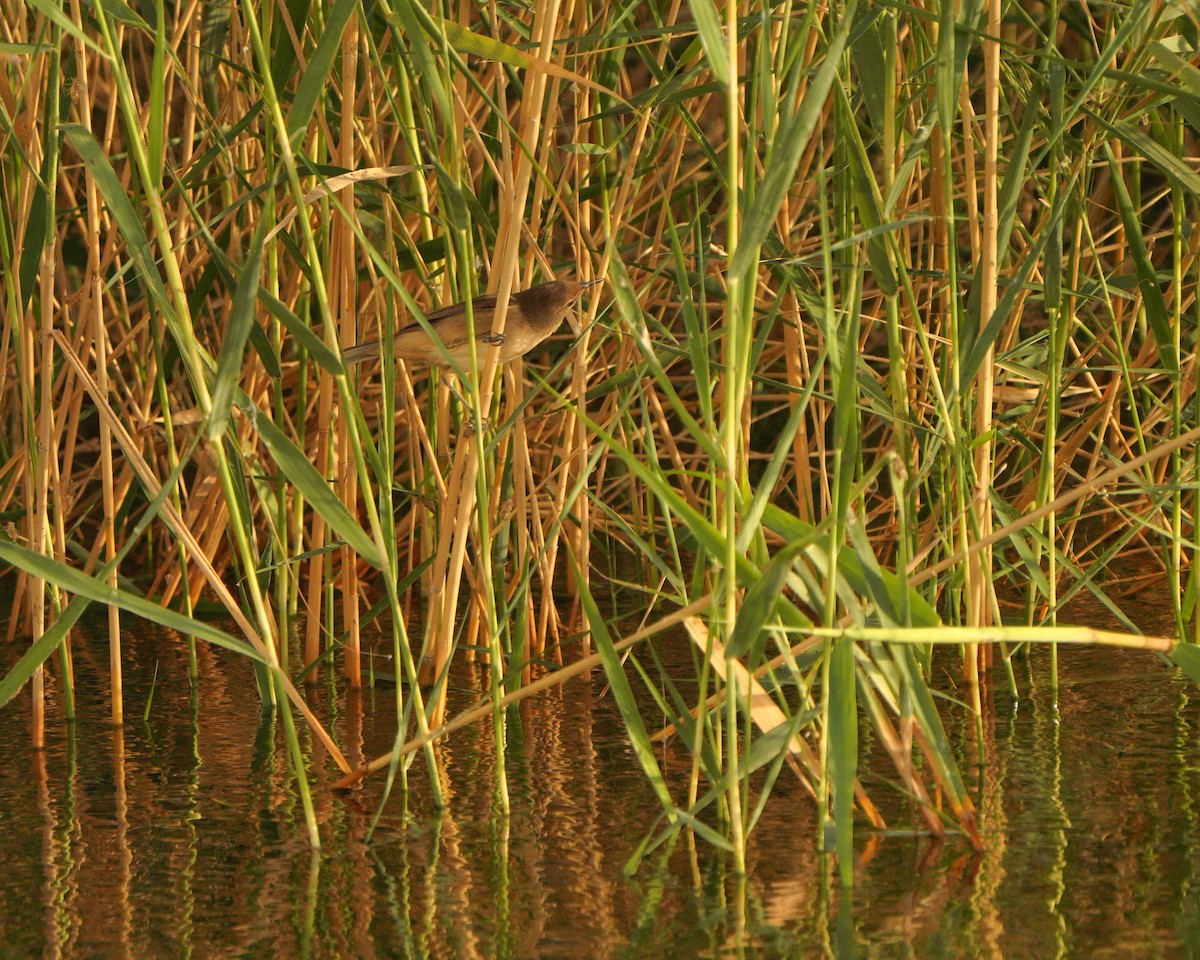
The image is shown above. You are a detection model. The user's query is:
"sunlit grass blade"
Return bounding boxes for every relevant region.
[210,221,267,439]
[827,635,857,885]
[245,397,387,568]
[1103,142,1177,375]
[285,0,359,143]
[60,124,177,326]
[728,0,857,281]
[0,541,267,665]
[569,546,675,817]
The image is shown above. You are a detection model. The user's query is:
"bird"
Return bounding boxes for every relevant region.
[343,278,602,370]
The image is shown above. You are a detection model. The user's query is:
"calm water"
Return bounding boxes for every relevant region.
[1,594,1198,958]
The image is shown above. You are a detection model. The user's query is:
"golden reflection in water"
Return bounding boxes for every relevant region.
[2,612,1199,957]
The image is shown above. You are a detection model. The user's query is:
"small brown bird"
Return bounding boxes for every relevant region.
[343,278,602,369]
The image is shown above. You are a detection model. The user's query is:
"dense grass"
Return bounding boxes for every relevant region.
[2,0,1198,872]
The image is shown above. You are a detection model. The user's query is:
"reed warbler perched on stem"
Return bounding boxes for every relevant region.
[343,278,602,369]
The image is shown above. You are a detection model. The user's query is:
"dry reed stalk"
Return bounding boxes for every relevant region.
[333,30,362,685]
[30,86,55,741]
[305,344,337,673]
[963,0,1004,706]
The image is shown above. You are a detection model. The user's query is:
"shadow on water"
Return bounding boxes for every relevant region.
[1,586,1198,958]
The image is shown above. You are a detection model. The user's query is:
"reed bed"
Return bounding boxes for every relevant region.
[1,0,1198,874]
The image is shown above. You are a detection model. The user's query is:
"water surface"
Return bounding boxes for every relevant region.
[1,597,1197,958]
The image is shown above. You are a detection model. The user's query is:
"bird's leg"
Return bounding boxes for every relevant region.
[443,376,491,436]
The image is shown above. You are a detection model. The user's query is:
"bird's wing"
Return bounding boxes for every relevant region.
[398,293,499,330]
